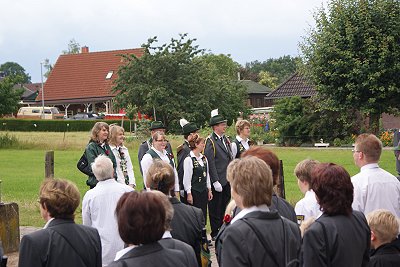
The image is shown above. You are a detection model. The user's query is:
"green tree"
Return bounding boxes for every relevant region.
[113,34,247,132]
[243,55,300,85]
[300,0,400,134]
[0,77,24,116]
[62,38,81,54]
[0,62,31,83]
[43,58,53,79]
[258,71,278,88]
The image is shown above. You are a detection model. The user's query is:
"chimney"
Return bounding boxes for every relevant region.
[81,46,89,53]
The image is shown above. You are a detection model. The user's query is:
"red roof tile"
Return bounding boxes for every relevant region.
[266,73,316,99]
[37,48,144,102]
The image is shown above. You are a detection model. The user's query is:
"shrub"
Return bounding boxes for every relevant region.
[0,133,19,148]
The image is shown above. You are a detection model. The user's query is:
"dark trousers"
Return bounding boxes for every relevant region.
[192,190,208,224]
[209,183,231,238]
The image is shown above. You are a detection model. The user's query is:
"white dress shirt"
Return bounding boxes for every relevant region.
[82,179,134,265]
[231,135,250,158]
[183,151,211,194]
[140,147,179,192]
[110,144,136,186]
[294,190,322,221]
[231,204,270,225]
[351,163,400,217]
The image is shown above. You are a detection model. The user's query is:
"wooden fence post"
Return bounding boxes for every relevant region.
[277,160,286,199]
[45,151,54,179]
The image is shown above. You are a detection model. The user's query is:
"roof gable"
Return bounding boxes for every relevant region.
[37,48,144,102]
[266,73,316,99]
[239,80,272,94]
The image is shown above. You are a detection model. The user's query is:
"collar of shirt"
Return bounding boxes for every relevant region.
[43,217,55,229]
[236,135,248,143]
[109,144,127,151]
[230,204,270,225]
[150,147,167,157]
[189,151,204,160]
[360,163,379,172]
[214,132,224,139]
[114,245,136,261]
[162,231,172,239]
[96,178,116,187]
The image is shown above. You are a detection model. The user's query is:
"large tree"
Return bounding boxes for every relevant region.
[0,62,31,83]
[62,38,81,54]
[300,0,400,134]
[113,34,247,132]
[0,77,24,116]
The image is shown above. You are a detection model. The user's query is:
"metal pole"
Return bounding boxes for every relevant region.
[40,62,45,119]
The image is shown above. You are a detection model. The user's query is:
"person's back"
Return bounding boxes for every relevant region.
[169,197,204,262]
[303,211,370,266]
[159,238,198,267]
[271,194,298,223]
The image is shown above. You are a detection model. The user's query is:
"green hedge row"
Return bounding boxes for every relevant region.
[0,119,132,132]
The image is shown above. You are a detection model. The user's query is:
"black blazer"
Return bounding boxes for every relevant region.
[159,237,198,267]
[177,141,191,190]
[169,197,204,265]
[204,132,232,186]
[18,219,102,267]
[271,193,297,223]
[108,242,191,267]
[302,211,371,267]
[369,239,400,267]
[216,210,301,267]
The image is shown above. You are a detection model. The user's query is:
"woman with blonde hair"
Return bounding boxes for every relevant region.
[85,122,116,188]
[109,125,136,188]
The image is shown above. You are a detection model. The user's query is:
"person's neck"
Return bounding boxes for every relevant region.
[239,134,248,140]
[193,149,201,157]
[214,131,224,137]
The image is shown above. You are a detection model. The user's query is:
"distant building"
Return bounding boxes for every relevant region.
[35,46,144,116]
[239,80,272,108]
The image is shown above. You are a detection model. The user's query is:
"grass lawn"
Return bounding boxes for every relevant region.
[0,132,398,227]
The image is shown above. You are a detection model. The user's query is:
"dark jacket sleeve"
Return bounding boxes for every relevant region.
[219,226,249,267]
[204,138,219,183]
[302,223,328,267]
[138,142,148,175]
[18,233,47,267]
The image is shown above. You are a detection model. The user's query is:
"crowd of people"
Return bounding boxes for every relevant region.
[14,109,400,267]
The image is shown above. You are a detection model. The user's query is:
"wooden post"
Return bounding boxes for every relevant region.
[0,202,20,253]
[277,160,286,199]
[45,151,54,179]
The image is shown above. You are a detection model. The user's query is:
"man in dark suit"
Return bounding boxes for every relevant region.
[176,118,199,203]
[204,109,233,240]
[19,179,102,267]
[169,196,205,266]
[138,121,174,175]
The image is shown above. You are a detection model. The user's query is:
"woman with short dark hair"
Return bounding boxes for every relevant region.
[108,191,191,267]
[302,163,371,266]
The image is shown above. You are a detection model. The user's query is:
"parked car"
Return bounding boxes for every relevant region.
[66,112,100,120]
[17,106,64,119]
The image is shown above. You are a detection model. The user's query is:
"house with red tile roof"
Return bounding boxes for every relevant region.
[36,46,144,116]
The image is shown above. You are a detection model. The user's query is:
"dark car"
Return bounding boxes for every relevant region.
[66,113,100,120]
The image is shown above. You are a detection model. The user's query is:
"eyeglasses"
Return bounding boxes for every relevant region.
[155,139,167,142]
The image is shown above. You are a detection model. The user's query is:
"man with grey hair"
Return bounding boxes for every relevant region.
[82,155,134,266]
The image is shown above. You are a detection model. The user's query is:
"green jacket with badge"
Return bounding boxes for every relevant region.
[85,140,117,188]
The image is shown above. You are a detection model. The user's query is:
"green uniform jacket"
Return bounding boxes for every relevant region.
[85,140,117,188]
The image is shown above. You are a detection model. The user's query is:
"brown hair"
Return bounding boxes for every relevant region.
[227,156,273,207]
[109,125,124,146]
[115,191,166,245]
[367,209,400,244]
[188,133,205,150]
[90,122,110,143]
[241,146,280,185]
[294,159,319,184]
[39,179,80,220]
[355,133,382,162]
[235,120,251,135]
[311,163,353,216]
[146,160,175,194]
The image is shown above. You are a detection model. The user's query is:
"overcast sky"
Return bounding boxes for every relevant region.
[0,0,327,83]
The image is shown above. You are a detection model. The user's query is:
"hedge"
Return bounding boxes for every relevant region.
[0,119,133,132]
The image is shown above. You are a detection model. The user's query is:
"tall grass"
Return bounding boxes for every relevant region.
[0,132,398,227]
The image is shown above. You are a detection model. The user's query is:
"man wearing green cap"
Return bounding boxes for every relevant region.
[177,118,199,203]
[204,109,233,240]
[138,121,174,175]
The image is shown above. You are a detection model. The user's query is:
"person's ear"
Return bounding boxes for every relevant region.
[370,230,376,241]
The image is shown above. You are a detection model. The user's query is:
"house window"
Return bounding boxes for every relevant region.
[105,71,113,80]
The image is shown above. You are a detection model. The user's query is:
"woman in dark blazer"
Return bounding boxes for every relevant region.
[108,191,191,267]
[19,179,102,267]
[217,156,301,267]
[302,163,371,266]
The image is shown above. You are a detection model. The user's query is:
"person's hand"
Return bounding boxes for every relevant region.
[187,193,193,205]
[213,181,223,192]
[208,189,213,201]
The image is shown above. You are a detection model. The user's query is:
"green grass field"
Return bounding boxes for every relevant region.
[0,131,398,227]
